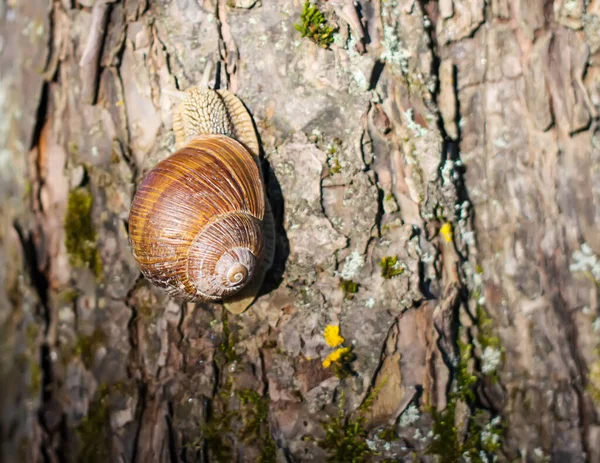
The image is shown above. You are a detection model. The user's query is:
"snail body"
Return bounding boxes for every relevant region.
[128,87,275,313]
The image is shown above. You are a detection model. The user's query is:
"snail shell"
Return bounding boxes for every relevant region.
[128,88,275,313]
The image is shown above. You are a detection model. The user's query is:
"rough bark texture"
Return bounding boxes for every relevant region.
[1,0,600,461]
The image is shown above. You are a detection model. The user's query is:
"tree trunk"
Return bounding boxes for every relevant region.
[1,0,599,461]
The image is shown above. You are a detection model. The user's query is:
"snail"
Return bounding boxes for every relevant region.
[128,86,275,314]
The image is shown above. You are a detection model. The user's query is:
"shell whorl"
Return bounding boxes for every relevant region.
[187,212,264,299]
[127,135,266,301]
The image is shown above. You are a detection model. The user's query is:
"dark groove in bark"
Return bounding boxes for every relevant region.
[130,381,147,463]
[29,82,49,152]
[166,401,178,463]
[359,318,399,410]
[12,222,50,318]
[214,0,232,89]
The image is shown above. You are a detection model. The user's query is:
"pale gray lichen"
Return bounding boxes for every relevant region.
[481,346,502,375]
[421,252,434,264]
[0,76,16,186]
[569,243,600,282]
[583,13,600,53]
[440,159,461,186]
[533,447,545,460]
[461,230,476,247]
[402,109,428,138]
[481,416,502,448]
[380,25,410,75]
[399,404,420,427]
[334,32,370,96]
[332,32,345,48]
[423,15,432,28]
[339,251,365,280]
[456,200,470,220]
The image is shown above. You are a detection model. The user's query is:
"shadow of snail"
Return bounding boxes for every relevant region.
[127,87,276,314]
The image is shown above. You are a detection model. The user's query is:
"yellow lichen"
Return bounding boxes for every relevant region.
[324,325,345,347]
[440,222,453,243]
[323,347,351,368]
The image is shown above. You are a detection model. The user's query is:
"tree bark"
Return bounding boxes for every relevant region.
[1,0,599,461]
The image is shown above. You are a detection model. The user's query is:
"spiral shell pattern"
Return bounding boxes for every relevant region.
[128,135,266,301]
[187,212,263,298]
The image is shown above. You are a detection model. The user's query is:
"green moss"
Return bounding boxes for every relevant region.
[427,333,504,462]
[25,323,39,348]
[18,437,29,462]
[378,426,398,442]
[237,389,277,462]
[29,361,42,395]
[427,398,460,462]
[201,401,236,462]
[194,385,277,462]
[476,305,504,378]
[218,311,239,365]
[58,288,79,304]
[294,1,335,48]
[64,188,103,279]
[359,377,388,415]
[379,256,404,279]
[476,306,501,350]
[23,325,42,395]
[73,329,106,369]
[340,279,359,299]
[587,361,600,405]
[6,272,22,308]
[136,299,155,322]
[188,315,278,461]
[68,141,79,156]
[185,378,236,461]
[329,157,342,174]
[319,391,372,462]
[427,334,473,460]
[332,348,357,379]
[23,180,32,198]
[456,339,477,402]
[263,340,277,349]
[109,149,121,164]
[318,383,388,461]
[428,406,503,463]
[76,384,111,463]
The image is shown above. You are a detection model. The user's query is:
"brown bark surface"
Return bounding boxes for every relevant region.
[1,0,599,461]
